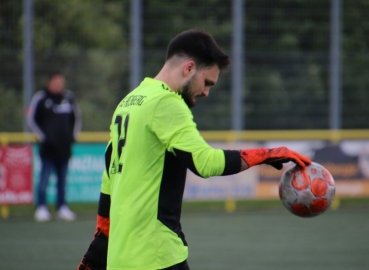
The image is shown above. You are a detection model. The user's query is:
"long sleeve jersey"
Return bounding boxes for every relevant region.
[101,78,240,270]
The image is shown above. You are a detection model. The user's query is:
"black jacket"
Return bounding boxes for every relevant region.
[27,88,82,159]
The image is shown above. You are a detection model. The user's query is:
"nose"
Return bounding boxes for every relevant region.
[201,88,210,98]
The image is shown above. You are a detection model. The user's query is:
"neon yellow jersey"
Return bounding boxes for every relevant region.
[102,78,240,270]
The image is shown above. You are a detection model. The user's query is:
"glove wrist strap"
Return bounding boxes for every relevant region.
[240,148,268,168]
[96,215,110,237]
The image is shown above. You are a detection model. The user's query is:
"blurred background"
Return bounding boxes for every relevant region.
[1,0,369,131]
[1,1,369,269]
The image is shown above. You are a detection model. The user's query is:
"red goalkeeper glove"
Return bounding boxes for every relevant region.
[78,215,109,270]
[240,147,311,170]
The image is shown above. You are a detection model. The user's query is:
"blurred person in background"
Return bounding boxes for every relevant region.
[27,73,82,222]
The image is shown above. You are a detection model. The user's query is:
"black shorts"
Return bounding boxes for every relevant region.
[161,260,190,270]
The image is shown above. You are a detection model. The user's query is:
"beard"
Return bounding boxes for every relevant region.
[181,75,197,108]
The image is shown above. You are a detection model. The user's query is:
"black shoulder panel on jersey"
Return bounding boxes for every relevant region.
[173,148,202,177]
[222,150,242,176]
[105,142,112,178]
[98,192,111,218]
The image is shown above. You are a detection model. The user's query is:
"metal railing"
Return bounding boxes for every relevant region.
[2,129,369,145]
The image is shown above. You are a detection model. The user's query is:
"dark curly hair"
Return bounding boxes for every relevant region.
[166,29,230,70]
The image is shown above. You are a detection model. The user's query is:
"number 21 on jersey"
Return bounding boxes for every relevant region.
[111,114,129,174]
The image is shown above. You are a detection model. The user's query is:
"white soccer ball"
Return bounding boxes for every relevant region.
[279,162,336,218]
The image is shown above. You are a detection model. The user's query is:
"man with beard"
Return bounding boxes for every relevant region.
[78,29,311,270]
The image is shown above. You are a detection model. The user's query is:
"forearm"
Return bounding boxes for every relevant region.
[222,152,247,173]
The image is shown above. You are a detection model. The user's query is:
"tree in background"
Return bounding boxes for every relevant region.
[1,0,368,131]
[0,0,129,131]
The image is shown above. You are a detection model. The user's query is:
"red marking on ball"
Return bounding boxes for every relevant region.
[322,169,335,186]
[291,170,310,190]
[310,198,328,213]
[311,178,328,197]
[291,203,310,216]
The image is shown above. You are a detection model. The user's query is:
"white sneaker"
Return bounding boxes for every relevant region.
[35,206,51,222]
[57,205,76,221]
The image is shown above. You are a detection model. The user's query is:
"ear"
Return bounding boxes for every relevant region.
[182,60,196,77]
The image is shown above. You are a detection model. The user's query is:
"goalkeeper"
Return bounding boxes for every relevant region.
[78,29,311,270]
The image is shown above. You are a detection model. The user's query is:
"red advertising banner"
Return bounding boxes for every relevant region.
[0,145,33,205]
